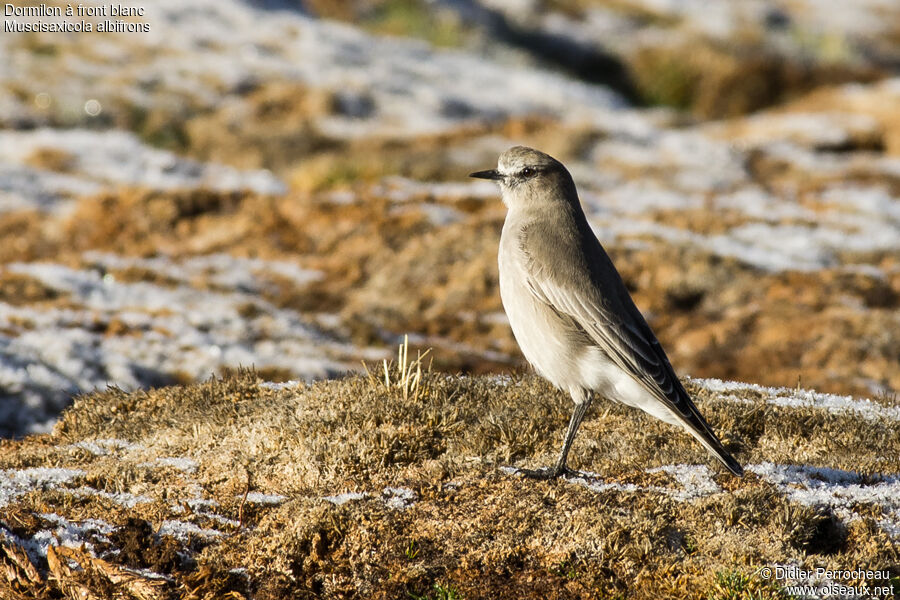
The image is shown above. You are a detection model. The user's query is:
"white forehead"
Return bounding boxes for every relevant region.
[497,146,555,175]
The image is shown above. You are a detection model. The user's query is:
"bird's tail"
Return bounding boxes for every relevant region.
[685,425,744,477]
[672,392,744,477]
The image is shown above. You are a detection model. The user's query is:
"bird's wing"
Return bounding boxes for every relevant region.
[524,265,690,417]
[521,235,732,453]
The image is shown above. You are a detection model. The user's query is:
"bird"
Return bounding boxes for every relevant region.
[470,146,743,479]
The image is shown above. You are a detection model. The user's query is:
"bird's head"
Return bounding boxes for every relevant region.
[469,146,575,210]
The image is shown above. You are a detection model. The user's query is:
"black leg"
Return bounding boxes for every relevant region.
[520,388,592,479]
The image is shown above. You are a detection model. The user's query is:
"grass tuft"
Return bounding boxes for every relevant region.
[707,570,785,600]
[409,581,463,600]
[367,335,433,403]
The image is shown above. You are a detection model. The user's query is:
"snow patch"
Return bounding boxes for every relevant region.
[0,259,363,438]
[244,492,287,505]
[323,488,417,509]
[1,0,624,142]
[158,520,225,542]
[647,464,721,501]
[0,467,85,509]
[182,497,240,526]
[382,487,417,510]
[71,438,141,456]
[324,492,368,506]
[693,378,900,422]
[259,380,304,391]
[71,486,153,509]
[83,251,323,292]
[141,457,199,473]
[1,513,113,562]
[749,463,900,538]
[0,129,286,212]
[505,464,721,502]
[568,474,642,495]
[35,513,114,554]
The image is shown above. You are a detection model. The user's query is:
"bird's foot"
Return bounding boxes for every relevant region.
[517,465,578,480]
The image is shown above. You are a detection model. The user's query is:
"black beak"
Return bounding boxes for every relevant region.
[469,169,503,181]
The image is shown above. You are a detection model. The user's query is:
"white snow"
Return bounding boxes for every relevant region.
[504,464,721,502]
[0,0,624,141]
[324,492,368,505]
[180,497,239,527]
[71,438,142,456]
[243,492,287,505]
[258,380,304,391]
[575,117,900,274]
[382,487,417,510]
[820,185,900,225]
[563,465,720,501]
[647,464,721,501]
[185,498,217,511]
[0,129,286,212]
[591,128,749,193]
[622,0,894,41]
[0,257,368,437]
[141,457,199,473]
[586,181,900,273]
[322,488,417,509]
[693,378,900,422]
[0,467,85,508]
[158,519,225,541]
[33,513,114,555]
[2,261,348,380]
[82,251,324,292]
[750,462,900,538]
[721,112,882,150]
[568,474,642,496]
[1,513,114,562]
[584,181,704,215]
[507,459,899,537]
[713,187,815,221]
[71,486,153,509]
[0,163,102,212]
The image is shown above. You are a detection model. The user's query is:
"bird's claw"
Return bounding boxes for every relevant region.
[516,465,578,480]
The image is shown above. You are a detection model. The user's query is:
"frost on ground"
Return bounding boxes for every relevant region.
[0,372,895,599]
[322,487,416,510]
[243,492,286,505]
[0,129,285,213]
[0,253,378,438]
[0,0,622,138]
[0,468,85,509]
[695,378,900,422]
[749,463,900,535]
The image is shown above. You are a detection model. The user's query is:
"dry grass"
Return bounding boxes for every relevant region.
[369,336,433,403]
[1,366,898,599]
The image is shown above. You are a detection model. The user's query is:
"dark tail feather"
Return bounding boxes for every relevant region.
[679,403,744,477]
[689,425,744,476]
[713,444,744,477]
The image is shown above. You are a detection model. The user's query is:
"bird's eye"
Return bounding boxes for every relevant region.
[521,167,535,178]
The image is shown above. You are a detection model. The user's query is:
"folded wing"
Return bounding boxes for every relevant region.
[523,238,743,476]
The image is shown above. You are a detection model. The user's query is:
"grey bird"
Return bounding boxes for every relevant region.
[470,146,743,479]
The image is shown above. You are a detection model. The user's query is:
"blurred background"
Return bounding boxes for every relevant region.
[1,0,898,437]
